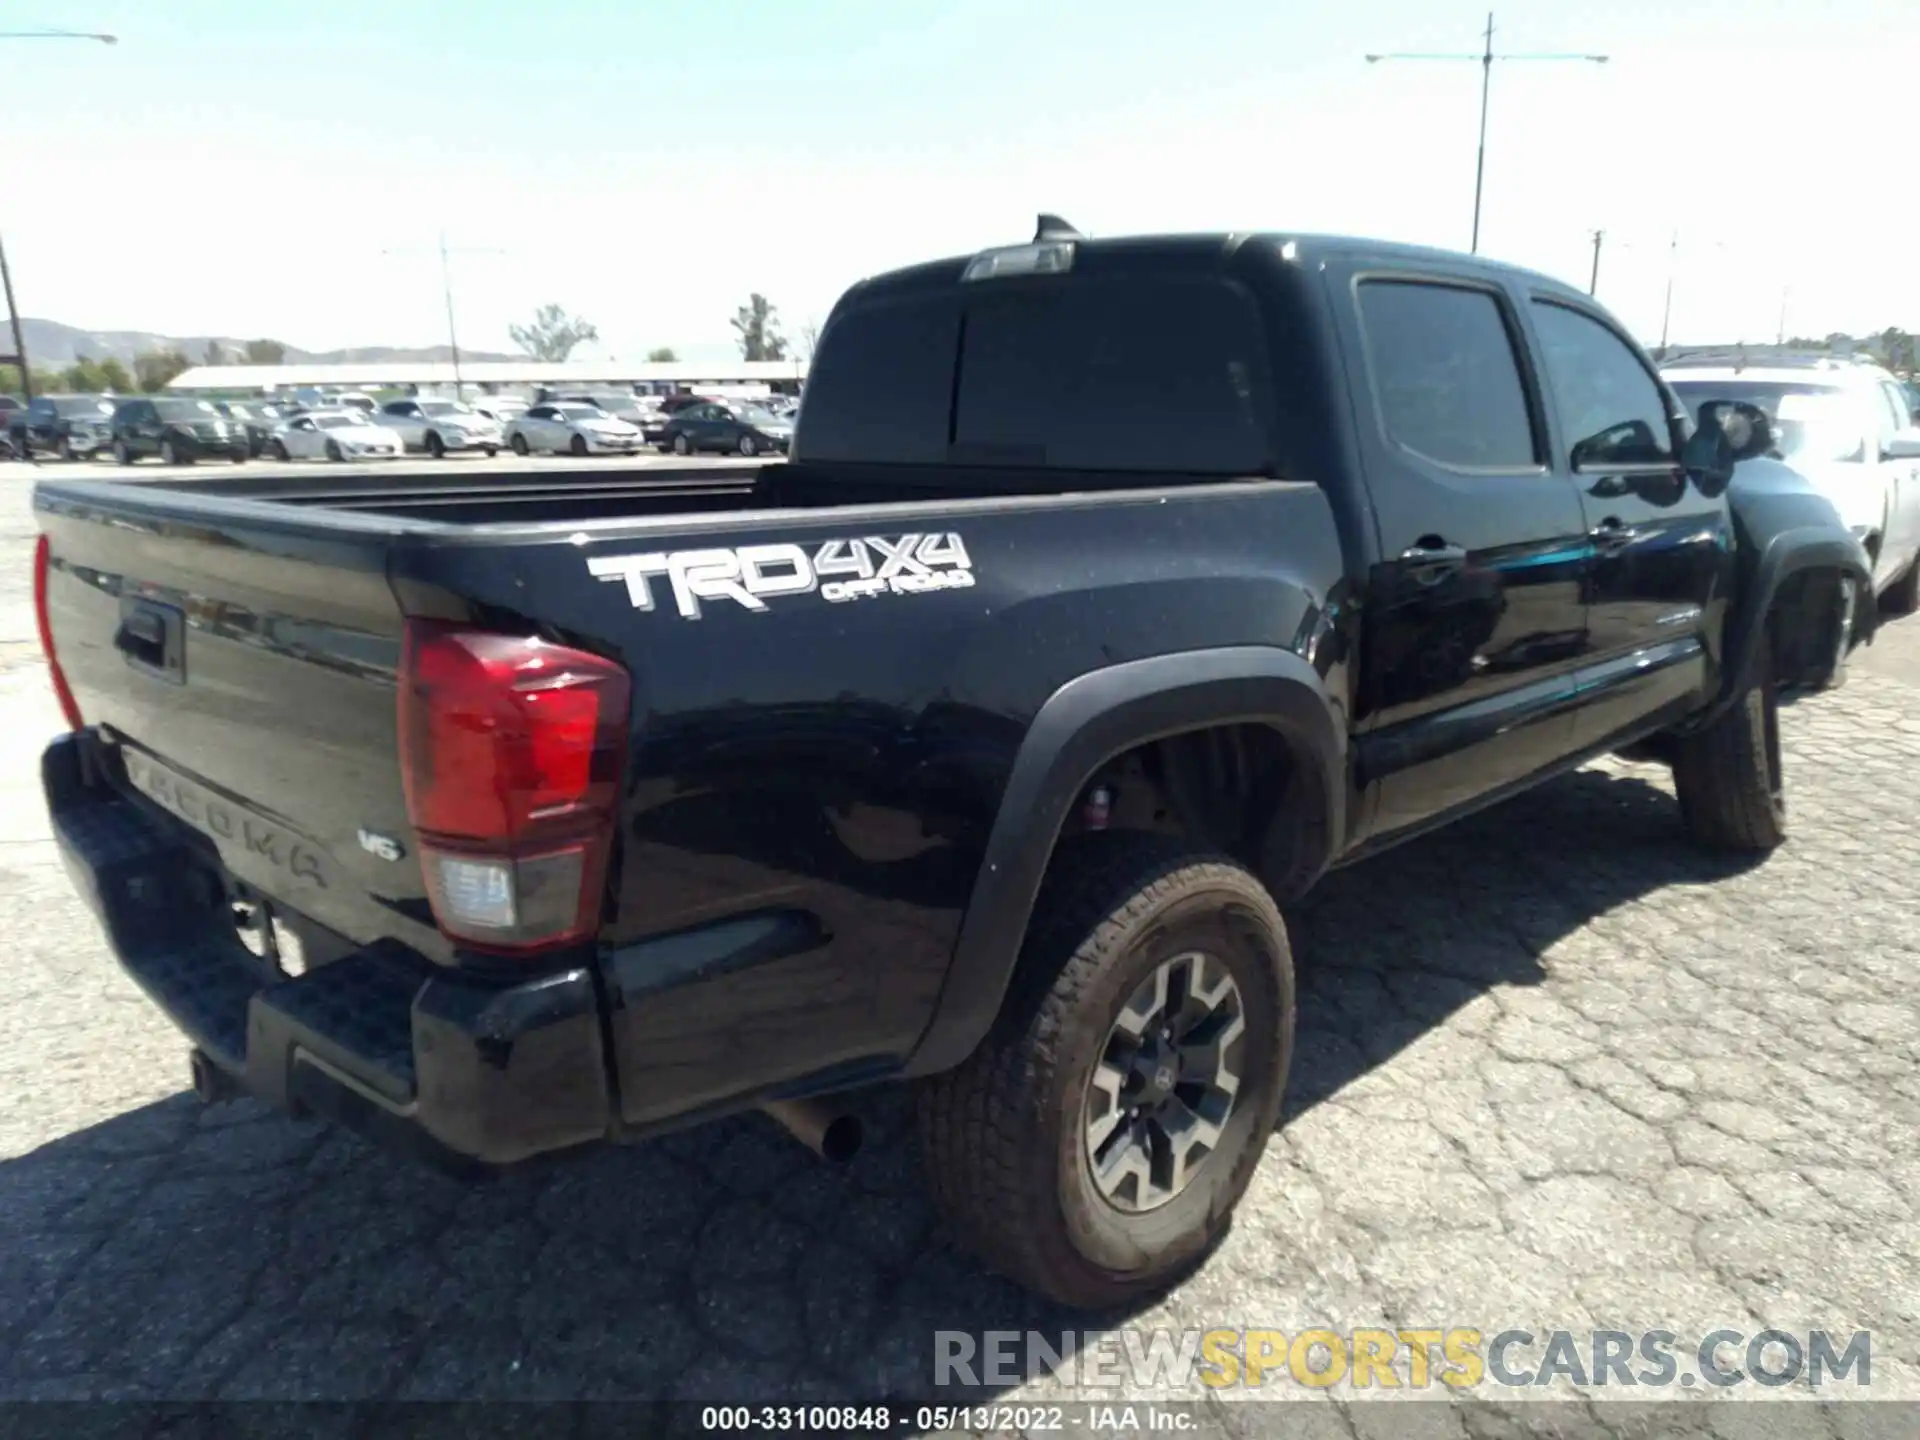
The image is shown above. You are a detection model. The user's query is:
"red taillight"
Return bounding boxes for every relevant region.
[32,534,84,732]
[397,619,631,955]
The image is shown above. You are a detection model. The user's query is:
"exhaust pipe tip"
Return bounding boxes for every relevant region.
[761,1097,864,1164]
[189,1048,238,1106]
[817,1112,863,1165]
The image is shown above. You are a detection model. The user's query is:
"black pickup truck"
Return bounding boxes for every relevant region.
[34,219,1871,1310]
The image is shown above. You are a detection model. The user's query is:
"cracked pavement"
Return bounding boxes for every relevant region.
[2,470,1918,1430]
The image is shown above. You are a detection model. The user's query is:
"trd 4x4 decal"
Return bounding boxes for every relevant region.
[587,533,973,619]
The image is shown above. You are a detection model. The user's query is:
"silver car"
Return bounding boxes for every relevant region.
[375,398,503,458]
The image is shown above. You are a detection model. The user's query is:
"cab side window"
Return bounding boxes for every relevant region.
[1530,301,1675,468]
[1357,280,1538,470]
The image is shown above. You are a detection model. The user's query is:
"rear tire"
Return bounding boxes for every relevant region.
[738,434,757,457]
[1672,640,1787,851]
[325,440,343,462]
[569,433,588,457]
[425,431,446,459]
[671,433,691,456]
[917,831,1294,1310]
[482,444,498,458]
[160,438,181,466]
[1819,576,1856,691]
[57,437,74,462]
[1883,552,1920,617]
[511,433,530,456]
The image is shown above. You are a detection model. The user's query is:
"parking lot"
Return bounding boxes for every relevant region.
[3,449,766,485]
[2,465,1919,1419]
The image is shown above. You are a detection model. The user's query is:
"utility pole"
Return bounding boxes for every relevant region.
[1658,230,1679,355]
[1776,286,1790,347]
[0,234,31,404]
[381,232,503,401]
[0,26,117,412]
[1588,229,1603,296]
[1367,14,1609,254]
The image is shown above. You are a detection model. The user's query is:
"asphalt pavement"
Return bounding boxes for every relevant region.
[2,463,1919,1426]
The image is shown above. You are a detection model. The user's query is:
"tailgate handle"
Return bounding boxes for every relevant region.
[115,610,165,663]
[114,601,183,680]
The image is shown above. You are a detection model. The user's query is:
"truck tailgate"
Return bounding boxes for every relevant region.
[36,487,442,962]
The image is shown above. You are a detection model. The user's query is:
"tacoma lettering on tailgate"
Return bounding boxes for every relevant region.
[123,753,329,889]
[587,533,974,619]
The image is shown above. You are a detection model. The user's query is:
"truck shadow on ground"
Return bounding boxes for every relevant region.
[0,764,1763,1404]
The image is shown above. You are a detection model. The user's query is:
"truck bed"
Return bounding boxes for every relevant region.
[92,457,1249,526]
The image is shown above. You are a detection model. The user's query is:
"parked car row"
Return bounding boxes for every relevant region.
[4,386,806,465]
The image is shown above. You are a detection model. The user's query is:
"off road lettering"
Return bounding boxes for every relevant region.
[589,533,973,618]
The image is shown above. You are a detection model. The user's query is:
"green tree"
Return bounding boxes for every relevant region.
[97,357,133,394]
[244,338,286,364]
[61,356,109,392]
[1878,327,1914,374]
[646,346,679,363]
[509,304,599,362]
[730,293,788,362]
[135,349,192,393]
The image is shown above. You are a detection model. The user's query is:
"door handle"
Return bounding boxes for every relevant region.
[1399,540,1469,582]
[1591,517,1638,551]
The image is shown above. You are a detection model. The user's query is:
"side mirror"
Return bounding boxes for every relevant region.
[1690,400,1775,463]
[1883,429,1920,461]
[1679,402,1754,498]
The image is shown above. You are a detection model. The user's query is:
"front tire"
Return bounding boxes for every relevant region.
[425,431,446,459]
[325,440,344,462]
[569,433,589,457]
[160,438,181,466]
[1883,551,1920,617]
[510,433,530,456]
[917,832,1293,1310]
[738,433,758,457]
[482,444,498,458]
[113,439,133,466]
[268,439,289,462]
[1672,640,1787,851]
[57,437,74,462]
[671,433,691,456]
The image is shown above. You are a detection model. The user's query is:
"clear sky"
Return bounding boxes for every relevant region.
[7,0,1918,363]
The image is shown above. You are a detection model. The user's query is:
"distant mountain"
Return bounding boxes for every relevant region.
[16,318,518,369]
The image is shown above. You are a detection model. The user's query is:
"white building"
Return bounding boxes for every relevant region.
[166,358,808,394]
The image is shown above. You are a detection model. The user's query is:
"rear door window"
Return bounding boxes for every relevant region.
[1357,280,1539,469]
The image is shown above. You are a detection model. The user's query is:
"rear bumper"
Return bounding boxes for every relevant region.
[43,731,615,1175]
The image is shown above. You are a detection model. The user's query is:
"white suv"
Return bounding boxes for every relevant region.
[1662,356,1920,613]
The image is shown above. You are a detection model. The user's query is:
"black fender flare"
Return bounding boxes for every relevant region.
[1683,525,1874,733]
[904,645,1346,1077]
